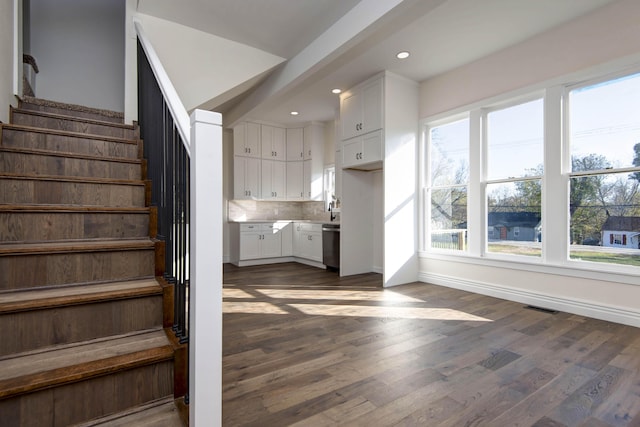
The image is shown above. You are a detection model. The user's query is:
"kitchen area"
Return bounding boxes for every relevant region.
[224,71,419,287]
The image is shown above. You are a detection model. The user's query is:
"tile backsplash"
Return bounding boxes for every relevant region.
[228,200,335,222]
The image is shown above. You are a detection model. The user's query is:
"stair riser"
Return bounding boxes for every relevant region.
[11,111,136,139]
[0,296,163,356]
[0,212,149,241]
[0,361,173,427]
[19,102,124,124]
[0,151,141,180]
[0,249,155,291]
[2,128,139,159]
[0,178,145,207]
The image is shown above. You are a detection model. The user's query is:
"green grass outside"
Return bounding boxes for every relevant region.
[570,251,640,267]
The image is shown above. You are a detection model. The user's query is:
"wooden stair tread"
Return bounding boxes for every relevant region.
[0,146,142,164]
[0,238,154,255]
[0,329,173,397]
[75,397,184,427]
[0,171,145,185]
[10,107,136,131]
[0,278,161,313]
[2,123,139,145]
[0,204,149,213]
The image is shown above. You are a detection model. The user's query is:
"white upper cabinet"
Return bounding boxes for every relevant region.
[342,130,383,170]
[261,125,286,160]
[234,156,261,199]
[340,77,383,141]
[234,122,261,158]
[286,161,304,200]
[286,128,304,160]
[261,159,286,200]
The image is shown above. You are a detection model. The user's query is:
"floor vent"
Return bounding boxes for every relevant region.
[524,305,558,314]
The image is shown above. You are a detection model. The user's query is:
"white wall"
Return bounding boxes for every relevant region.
[418,0,640,326]
[0,0,17,122]
[420,0,640,119]
[29,0,125,112]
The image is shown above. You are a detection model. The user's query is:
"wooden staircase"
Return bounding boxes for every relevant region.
[0,98,186,426]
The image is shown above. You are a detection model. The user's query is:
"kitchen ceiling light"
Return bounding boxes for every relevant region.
[290,111,299,116]
[396,51,410,59]
[331,88,342,94]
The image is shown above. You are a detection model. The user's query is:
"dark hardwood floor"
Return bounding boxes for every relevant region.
[222,263,640,426]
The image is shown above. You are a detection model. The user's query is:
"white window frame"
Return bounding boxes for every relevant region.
[419,63,640,285]
[422,114,470,253]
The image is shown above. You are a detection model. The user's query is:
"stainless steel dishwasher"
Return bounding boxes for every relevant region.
[322,223,340,270]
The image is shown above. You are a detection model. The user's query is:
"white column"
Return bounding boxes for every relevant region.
[189,109,223,426]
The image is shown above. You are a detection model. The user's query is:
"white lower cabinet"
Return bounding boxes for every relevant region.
[293,222,323,262]
[238,223,283,260]
[232,221,323,266]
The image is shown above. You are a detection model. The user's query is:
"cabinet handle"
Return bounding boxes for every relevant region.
[275,151,277,156]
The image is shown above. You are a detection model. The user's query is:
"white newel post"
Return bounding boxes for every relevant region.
[189,109,223,426]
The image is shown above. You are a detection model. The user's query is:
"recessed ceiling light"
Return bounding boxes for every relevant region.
[331,88,342,94]
[396,51,410,59]
[290,111,299,116]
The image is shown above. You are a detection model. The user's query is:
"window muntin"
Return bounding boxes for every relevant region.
[427,118,469,251]
[568,73,640,267]
[485,99,544,257]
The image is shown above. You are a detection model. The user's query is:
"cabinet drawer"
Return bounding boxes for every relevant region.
[240,223,262,232]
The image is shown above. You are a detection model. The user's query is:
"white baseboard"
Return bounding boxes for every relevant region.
[419,272,640,328]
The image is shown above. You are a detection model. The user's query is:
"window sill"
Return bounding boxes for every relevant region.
[418,250,640,286]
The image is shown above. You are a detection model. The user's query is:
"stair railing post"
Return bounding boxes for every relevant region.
[189,109,223,426]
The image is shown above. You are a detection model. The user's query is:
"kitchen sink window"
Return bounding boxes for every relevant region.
[425,117,469,251]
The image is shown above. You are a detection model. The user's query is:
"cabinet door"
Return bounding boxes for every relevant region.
[261,230,282,258]
[245,122,261,157]
[303,127,313,160]
[362,78,383,134]
[245,157,261,198]
[272,127,286,160]
[272,161,286,200]
[281,223,293,256]
[361,130,383,164]
[261,125,274,159]
[261,159,274,199]
[303,159,312,200]
[286,161,304,200]
[233,124,247,157]
[239,232,261,260]
[286,128,304,160]
[309,232,323,262]
[292,223,302,255]
[234,156,261,199]
[342,137,362,168]
[340,90,361,141]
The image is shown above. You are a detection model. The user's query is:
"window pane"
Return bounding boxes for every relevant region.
[570,73,640,172]
[570,172,640,266]
[431,187,467,251]
[487,181,541,257]
[487,99,544,180]
[430,119,469,187]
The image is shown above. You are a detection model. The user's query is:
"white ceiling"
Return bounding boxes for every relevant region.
[138,0,616,127]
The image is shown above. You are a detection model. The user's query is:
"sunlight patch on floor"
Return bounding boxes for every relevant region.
[223,301,288,314]
[255,289,422,302]
[288,304,492,321]
[223,288,255,299]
